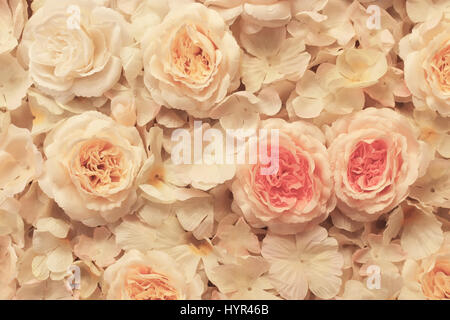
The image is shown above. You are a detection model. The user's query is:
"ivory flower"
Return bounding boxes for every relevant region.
[410,158,450,209]
[0,236,18,299]
[201,0,291,31]
[103,249,204,300]
[74,227,121,268]
[288,0,354,47]
[0,54,32,110]
[19,0,132,102]
[327,108,430,222]
[0,0,27,54]
[0,112,43,198]
[208,256,279,300]
[327,48,388,89]
[286,65,365,119]
[0,197,23,299]
[0,0,448,302]
[232,118,335,234]
[138,126,228,205]
[142,2,240,118]
[399,9,450,116]
[261,226,344,300]
[19,218,74,283]
[38,111,146,226]
[399,233,450,300]
[240,27,311,93]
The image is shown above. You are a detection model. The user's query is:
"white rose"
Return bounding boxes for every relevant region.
[142,2,241,118]
[400,8,450,117]
[18,0,132,102]
[38,111,146,227]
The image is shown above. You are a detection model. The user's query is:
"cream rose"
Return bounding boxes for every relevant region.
[400,10,450,117]
[0,0,27,54]
[103,249,204,300]
[38,111,146,227]
[400,233,450,300]
[18,0,132,102]
[0,112,42,198]
[421,257,450,299]
[420,233,450,300]
[327,108,429,222]
[142,2,240,118]
[231,118,335,235]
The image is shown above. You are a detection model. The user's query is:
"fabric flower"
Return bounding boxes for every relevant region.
[0,236,18,299]
[240,26,310,93]
[38,111,146,226]
[261,226,344,300]
[0,0,27,54]
[232,118,335,234]
[286,64,365,119]
[103,249,204,300]
[0,54,32,110]
[0,112,42,199]
[400,8,450,116]
[327,108,430,222]
[141,2,240,118]
[201,0,291,32]
[399,233,449,300]
[18,0,132,102]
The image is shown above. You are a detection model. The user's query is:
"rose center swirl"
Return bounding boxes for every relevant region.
[347,139,388,192]
[70,139,125,194]
[125,265,178,300]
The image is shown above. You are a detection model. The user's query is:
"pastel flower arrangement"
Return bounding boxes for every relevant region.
[0,0,449,300]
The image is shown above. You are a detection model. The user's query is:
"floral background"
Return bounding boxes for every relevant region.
[0,0,449,300]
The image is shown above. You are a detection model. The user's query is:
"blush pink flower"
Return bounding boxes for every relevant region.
[327,108,430,222]
[231,118,335,235]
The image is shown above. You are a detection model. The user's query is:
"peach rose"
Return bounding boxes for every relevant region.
[18,0,132,102]
[421,258,450,299]
[142,2,240,118]
[0,112,42,198]
[0,0,27,54]
[399,10,450,117]
[400,233,449,300]
[231,118,335,235]
[420,232,450,300]
[327,108,429,222]
[103,249,204,300]
[38,111,146,227]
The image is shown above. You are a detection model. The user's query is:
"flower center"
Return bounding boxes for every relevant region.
[431,43,450,92]
[125,265,178,300]
[421,259,450,299]
[347,139,388,192]
[253,146,313,212]
[70,139,124,194]
[171,24,216,84]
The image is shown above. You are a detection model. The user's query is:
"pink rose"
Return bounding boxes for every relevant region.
[231,118,335,235]
[327,108,430,222]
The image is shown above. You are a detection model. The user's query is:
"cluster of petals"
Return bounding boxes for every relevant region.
[0,0,448,301]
